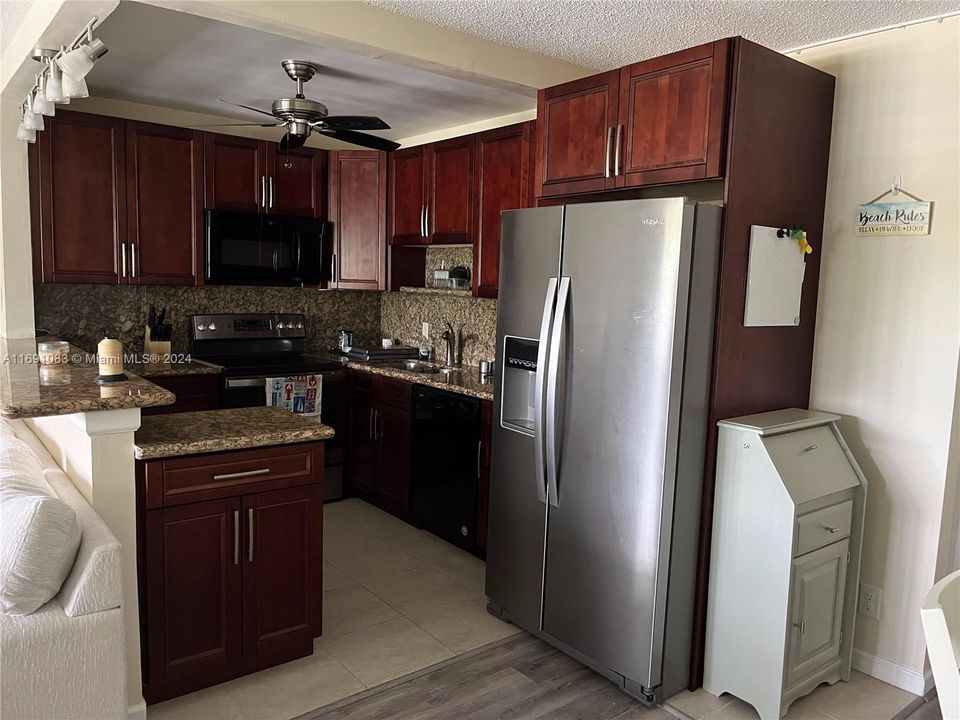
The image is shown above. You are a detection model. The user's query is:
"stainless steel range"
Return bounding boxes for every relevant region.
[189,312,346,500]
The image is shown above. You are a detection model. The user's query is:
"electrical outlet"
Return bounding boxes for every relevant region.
[858,583,881,619]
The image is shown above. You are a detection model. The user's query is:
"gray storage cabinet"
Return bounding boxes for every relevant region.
[703,409,867,719]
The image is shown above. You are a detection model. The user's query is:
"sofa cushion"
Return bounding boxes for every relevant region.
[0,438,81,616]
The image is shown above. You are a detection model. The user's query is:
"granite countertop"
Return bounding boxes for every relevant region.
[346,361,495,401]
[0,337,175,419]
[135,406,335,460]
[127,359,222,378]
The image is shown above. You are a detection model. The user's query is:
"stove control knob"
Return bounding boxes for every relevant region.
[296,322,303,329]
[196,323,207,332]
[277,321,285,330]
[207,322,217,331]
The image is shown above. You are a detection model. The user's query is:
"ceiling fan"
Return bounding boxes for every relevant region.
[201,60,400,152]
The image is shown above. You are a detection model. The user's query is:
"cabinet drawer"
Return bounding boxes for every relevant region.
[141,443,323,508]
[796,501,853,556]
[376,376,411,408]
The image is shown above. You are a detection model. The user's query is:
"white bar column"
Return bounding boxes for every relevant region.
[26,408,146,720]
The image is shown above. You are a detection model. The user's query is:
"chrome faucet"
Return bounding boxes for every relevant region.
[441,322,456,368]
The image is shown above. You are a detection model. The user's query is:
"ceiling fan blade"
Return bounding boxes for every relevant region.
[279,132,309,151]
[218,98,277,118]
[314,116,391,131]
[193,122,283,128]
[318,128,400,152]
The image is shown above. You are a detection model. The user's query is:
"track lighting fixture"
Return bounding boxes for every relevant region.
[18,17,105,142]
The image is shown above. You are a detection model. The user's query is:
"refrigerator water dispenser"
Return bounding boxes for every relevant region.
[500,336,538,434]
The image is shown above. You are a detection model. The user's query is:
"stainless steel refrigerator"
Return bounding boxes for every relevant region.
[485,197,722,703]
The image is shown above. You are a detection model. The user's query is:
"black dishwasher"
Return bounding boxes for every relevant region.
[412,386,481,555]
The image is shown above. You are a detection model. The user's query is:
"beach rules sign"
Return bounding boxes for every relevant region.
[856,200,931,236]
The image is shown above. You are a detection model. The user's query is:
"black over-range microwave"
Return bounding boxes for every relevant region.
[204,210,330,286]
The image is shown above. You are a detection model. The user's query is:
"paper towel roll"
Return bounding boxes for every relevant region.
[96,337,127,383]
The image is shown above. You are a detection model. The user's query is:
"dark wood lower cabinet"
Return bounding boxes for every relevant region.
[345,371,412,520]
[140,373,220,415]
[138,443,324,704]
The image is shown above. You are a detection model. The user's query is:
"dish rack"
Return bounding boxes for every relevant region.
[429,277,470,290]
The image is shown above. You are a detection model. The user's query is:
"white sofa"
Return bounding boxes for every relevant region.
[0,418,127,720]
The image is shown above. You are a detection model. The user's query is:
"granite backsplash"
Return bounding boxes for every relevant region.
[33,284,382,356]
[380,291,497,367]
[34,282,497,366]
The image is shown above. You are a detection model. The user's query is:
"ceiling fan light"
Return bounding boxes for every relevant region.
[23,96,44,131]
[63,72,89,99]
[57,38,107,81]
[17,119,37,143]
[33,84,55,116]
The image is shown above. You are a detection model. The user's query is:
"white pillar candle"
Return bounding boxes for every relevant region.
[97,337,125,379]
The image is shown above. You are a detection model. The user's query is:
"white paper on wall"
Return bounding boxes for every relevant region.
[744,225,807,327]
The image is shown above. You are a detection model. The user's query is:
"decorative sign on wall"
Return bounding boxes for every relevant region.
[857,176,932,237]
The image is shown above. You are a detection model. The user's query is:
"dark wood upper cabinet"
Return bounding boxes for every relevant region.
[241,485,321,667]
[388,146,427,245]
[427,136,475,244]
[31,110,126,284]
[473,122,534,298]
[126,121,203,285]
[328,150,386,290]
[143,497,241,699]
[535,69,620,198]
[266,144,326,218]
[616,39,731,187]
[203,133,264,213]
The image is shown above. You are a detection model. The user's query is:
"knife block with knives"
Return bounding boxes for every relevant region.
[144,305,172,362]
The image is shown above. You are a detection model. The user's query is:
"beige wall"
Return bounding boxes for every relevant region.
[794,17,960,692]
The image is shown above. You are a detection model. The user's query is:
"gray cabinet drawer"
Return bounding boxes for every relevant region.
[796,500,853,556]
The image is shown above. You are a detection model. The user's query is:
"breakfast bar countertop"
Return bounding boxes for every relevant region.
[0,337,176,419]
[134,406,335,460]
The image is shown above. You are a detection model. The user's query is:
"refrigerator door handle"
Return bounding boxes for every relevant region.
[533,277,558,505]
[545,276,570,507]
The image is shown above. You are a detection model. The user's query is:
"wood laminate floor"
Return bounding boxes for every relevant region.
[303,633,668,720]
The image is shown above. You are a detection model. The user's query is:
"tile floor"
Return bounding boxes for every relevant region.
[148,498,521,720]
[665,669,921,720]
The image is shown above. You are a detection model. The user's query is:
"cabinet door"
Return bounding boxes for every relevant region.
[388,146,426,245]
[617,40,730,188]
[242,485,322,668]
[427,136,475,244]
[347,391,377,495]
[143,498,241,700]
[473,122,534,298]
[535,70,619,198]
[477,399,493,554]
[328,150,386,289]
[126,121,203,285]
[375,402,411,520]
[787,539,849,687]
[32,111,126,284]
[266,144,326,217]
[203,133,265,213]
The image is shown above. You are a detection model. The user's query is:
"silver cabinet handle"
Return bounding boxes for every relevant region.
[614,124,623,176]
[477,440,482,480]
[213,468,270,481]
[803,444,819,453]
[373,408,380,442]
[120,243,127,278]
[233,510,240,565]
[420,204,426,238]
[793,620,806,634]
[604,126,613,178]
[533,277,558,506]
[269,176,275,209]
[425,204,430,238]
[545,276,570,508]
[331,253,337,283]
[369,407,374,440]
[821,525,840,534]
[248,508,254,562]
[225,377,265,389]
[261,176,266,209]
[130,244,136,278]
